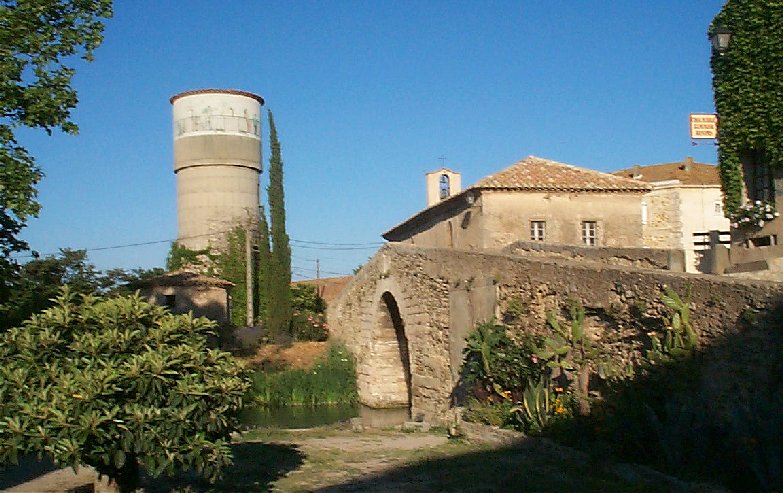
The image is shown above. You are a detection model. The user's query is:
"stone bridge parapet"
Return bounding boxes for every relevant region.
[328,244,783,422]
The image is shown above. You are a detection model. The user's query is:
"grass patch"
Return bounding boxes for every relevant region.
[248,341,357,407]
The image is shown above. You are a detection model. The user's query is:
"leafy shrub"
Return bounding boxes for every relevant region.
[0,289,249,492]
[291,311,329,342]
[462,398,515,428]
[249,342,356,407]
[463,322,543,400]
[291,284,326,314]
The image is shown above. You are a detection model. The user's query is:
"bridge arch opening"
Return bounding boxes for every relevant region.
[371,291,412,414]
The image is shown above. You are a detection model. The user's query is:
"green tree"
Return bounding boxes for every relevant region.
[213,226,248,326]
[265,110,292,339]
[291,283,326,314]
[0,248,101,330]
[0,1,112,303]
[710,1,783,213]
[99,266,166,296]
[256,205,272,323]
[0,289,249,493]
[166,241,211,272]
[0,249,164,330]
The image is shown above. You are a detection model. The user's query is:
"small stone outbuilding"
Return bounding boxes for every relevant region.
[136,270,233,326]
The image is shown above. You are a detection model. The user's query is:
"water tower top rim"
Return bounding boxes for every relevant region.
[170,89,265,105]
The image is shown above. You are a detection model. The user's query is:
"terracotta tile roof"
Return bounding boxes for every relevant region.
[612,157,720,186]
[473,156,651,193]
[136,270,234,288]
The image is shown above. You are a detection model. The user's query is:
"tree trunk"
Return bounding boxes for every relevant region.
[104,456,139,493]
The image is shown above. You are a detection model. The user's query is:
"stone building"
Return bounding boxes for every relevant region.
[613,157,730,273]
[136,270,233,326]
[383,156,651,250]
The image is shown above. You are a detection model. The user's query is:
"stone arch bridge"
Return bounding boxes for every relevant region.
[327,244,783,422]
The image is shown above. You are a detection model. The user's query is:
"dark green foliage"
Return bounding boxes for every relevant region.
[249,342,356,407]
[291,283,326,314]
[0,0,112,308]
[166,241,211,272]
[290,284,328,341]
[710,1,783,213]
[256,206,272,323]
[0,249,163,331]
[101,266,166,296]
[646,285,698,364]
[0,289,250,492]
[212,227,249,327]
[265,110,292,340]
[462,398,515,427]
[462,322,543,400]
[291,311,329,342]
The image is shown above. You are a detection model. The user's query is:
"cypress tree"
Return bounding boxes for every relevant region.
[266,110,292,340]
[256,205,272,325]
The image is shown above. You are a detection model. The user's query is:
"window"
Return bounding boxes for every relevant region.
[530,221,546,241]
[641,201,648,225]
[745,149,775,202]
[581,221,597,246]
[164,294,176,308]
[714,201,723,215]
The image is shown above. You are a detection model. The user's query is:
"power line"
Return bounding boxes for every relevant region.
[292,265,350,278]
[12,228,385,259]
[292,244,381,251]
[290,239,384,247]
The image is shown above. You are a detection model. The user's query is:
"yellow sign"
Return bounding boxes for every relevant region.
[690,113,719,139]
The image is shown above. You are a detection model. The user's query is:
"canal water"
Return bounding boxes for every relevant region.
[239,403,359,429]
[239,404,412,429]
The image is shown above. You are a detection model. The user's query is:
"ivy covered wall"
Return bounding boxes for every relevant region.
[710,1,783,213]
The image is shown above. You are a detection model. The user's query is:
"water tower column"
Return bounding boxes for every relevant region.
[170,89,265,251]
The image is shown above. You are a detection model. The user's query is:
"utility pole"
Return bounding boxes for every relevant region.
[316,258,320,280]
[245,224,254,326]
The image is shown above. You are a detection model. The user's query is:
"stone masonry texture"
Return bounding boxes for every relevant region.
[328,244,783,422]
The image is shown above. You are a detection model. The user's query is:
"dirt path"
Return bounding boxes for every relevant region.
[1,465,101,493]
[3,425,679,492]
[262,430,452,492]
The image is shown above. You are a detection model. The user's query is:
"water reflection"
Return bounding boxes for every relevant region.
[240,403,359,429]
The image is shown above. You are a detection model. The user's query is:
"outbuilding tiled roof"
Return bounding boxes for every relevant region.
[473,156,651,192]
[612,157,720,186]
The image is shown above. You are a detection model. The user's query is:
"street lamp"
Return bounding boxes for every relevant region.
[710,25,732,56]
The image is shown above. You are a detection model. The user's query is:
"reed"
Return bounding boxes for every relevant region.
[249,342,357,407]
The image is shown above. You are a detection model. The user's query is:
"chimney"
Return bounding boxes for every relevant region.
[681,156,694,172]
[631,165,642,180]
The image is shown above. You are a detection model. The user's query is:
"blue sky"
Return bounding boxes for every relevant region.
[16,0,724,279]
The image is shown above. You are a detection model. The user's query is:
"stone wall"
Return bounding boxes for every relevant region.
[329,244,783,421]
[502,240,685,271]
[643,187,682,249]
[141,285,230,326]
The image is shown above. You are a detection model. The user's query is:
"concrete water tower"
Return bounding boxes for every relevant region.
[170,89,265,250]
